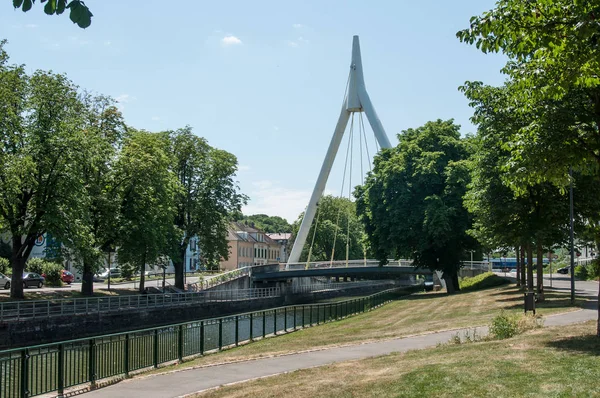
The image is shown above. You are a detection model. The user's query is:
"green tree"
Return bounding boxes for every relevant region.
[167,127,245,289]
[356,119,476,293]
[116,130,177,294]
[12,0,93,28]
[0,42,88,298]
[69,94,125,296]
[238,214,292,233]
[291,195,368,264]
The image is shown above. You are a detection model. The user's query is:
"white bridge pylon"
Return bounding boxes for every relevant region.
[287,35,392,266]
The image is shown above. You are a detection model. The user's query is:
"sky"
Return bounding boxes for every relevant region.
[0,0,507,223]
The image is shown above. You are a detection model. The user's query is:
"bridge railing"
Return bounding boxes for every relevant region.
[284,259,415,271]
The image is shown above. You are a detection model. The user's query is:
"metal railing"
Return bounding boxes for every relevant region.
[0,287,410,398]
[285,259,416,270]
[0,281,398,322]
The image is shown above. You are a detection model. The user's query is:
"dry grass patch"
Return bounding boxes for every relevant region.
[195,321,600,398]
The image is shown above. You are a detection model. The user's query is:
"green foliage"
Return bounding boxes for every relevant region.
[238,214,292,233]
[0,241,10,259]
[13,0,93,28]
[0,258,9,274]
[119,263,136,280]
[489,311,519,339]
[26,258,47,275]
[459,272,509,292]
[292,195,367,262]
[42,262,63,286]
[356,119,476,292]
[574,265,589,280]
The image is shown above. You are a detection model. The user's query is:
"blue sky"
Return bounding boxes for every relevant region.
[1,0,507,222]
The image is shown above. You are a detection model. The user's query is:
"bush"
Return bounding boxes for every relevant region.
[574,265,589,280]
[459,272,509,292]
[0,258,9,275]
[490,311,519,339]
[42,263,63,287]
[26,257,49,275]
[120,263,136,280]
[490,311,543,340]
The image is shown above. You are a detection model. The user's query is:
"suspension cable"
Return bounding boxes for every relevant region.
[305,203,321,269]
[330,113,354,266]
[346,115,354,268]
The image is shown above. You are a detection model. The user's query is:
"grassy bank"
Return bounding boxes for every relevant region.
[197,321,600,398]
[145,283,584,372]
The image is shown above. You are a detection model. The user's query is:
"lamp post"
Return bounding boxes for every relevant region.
[569,167,575,305]
[107,247,114,292]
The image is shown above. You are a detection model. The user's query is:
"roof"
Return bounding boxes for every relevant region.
[267,233,292,241]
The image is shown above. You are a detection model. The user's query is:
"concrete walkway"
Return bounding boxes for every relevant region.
[84,303,597,398]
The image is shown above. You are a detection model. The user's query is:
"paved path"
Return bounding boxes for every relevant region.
[84,299,597,398]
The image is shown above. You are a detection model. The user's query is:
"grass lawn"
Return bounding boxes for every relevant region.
[196,320,600,398]
[145,283,586,372]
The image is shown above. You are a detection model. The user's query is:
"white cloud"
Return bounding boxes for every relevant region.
[221,35,243,46]
[287,37,309,48]
[242,180,310,222]
[151,116,160,121]
[293,23,304,28]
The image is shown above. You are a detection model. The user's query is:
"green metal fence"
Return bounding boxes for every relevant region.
[0,287,408,398]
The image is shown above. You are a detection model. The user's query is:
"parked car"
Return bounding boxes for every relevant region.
[61,270,75,284]
[0,273,10,289]
[557,267,570,274]
[22,272,45,288]
[96,268,121,280]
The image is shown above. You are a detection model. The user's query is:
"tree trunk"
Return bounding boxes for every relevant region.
[173,244,187,290]
[443,272,457,294]
[536,241,545,302]
[527,243,534,293]
[452,273,460,292]
[81,261,94,296]
[139,252,146,294]
[9,236,28,299]
[520,245,526,290]
[515,246,521,287]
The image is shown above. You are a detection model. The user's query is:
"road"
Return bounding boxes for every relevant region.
[495,269,598,297]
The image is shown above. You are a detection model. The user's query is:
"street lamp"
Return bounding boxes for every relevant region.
[569,167,575,304]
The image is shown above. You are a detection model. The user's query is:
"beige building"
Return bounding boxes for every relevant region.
[220,222,285,270]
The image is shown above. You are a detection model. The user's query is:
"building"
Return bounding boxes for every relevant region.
[220,223,285,270]
[266,233,292,263]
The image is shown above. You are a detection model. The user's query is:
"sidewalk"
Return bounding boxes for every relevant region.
[84,305,597,398]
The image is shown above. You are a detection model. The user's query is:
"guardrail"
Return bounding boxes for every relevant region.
[0,281,398,322]
[285,259,416,270]
[0,287,410,398]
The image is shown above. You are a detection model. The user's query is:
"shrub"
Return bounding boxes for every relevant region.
[574,265,588,280]
[120,263,136,280]
[26,257,49,275]
[0,258,9,275]
[42,263,63,287]
[459,272,509,292]
[490,311,519,339]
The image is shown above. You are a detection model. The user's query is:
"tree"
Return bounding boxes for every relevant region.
[167,127,245,289]
[12,0,93,28]
[70,94,125,296]
[116,130,177,294]
[291,195,367,263]
[237,214,292,234]
[459,1,600,331]
[356,119,476,293]
[0,42,89,298]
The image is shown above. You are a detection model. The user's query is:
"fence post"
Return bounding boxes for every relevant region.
[262,311,266,338]
[316,305,320,325]
[89,339,96,389]
[249,313,254,341]
[20,349,29,398]
[153,329,159,368]
[273,309,277,335]
[200,321,205,355]
[235,316,239,346]
[309,305,312,326]
[284,307,287,332]
[57,344,64,397]
[302,305,305,327]
[218,319,223,350]
[124,333,130,378]
[293,306,297,330]
[178,324,184,362]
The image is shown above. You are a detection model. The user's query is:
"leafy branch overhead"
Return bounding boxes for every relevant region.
[13,0,93,28]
